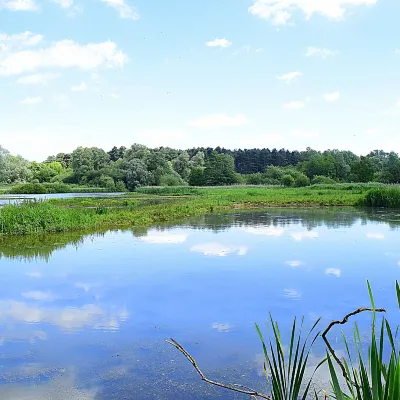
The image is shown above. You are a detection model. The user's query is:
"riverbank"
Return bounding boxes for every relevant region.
[0,185,399,236]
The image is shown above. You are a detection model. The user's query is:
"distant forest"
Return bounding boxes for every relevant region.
[1,144,399,191]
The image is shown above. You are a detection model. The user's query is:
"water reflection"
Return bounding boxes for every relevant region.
[1,208,399,262]
[0,208,399,398]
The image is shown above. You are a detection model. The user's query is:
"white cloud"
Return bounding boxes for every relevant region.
[0,0,37,11]
[140,231,188,244]
[277,71,302,82]
[283,289,301,300]
[91,72,100,81]
[101,0,139,19]
[110,92,121,99]
[21,291,55,301]
[324,91,340,102]
[283,101,305,109]
[70,81,88,92]
[16,72,60,85]
[0,300,126,331]
[190,243,248,257]
[52,93,71,109]
[245,226,285,236]
[366,233,385,240]
[211,323,232,332]
[206,38,232,48]
[249,0,377,25]
[305,47,338,58]
[189,113,249,129]
[325,268,341,277]
[286,260,305,267]
[26,271,42,278]
[20,96,42,104]
[51,0,73,7]
[0,37,127,76]
[396,100,400,107]
[0,31,43,50]
[291,231,319,241]
[74,282,92,292]
[290,129,319,139]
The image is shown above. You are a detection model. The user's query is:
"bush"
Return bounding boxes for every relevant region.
[294,174,311,187]
[115,180,127,192]
[160,173,186,187]
[98,175,116,191]
[10,183,48,194]
[311,175,337,185]
[282,175,295,187]
[245,173,267,185]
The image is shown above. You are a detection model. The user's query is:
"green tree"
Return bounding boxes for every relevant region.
[172,151,191,181]
[188,167,205,186]
[204,152,237,186]
[123,158,151,191]
[189,151,205,168]
[350,156,375,182]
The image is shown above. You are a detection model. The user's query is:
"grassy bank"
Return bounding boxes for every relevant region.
[1,185,400,236]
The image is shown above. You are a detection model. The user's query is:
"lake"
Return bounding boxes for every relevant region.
[0,208,399,399]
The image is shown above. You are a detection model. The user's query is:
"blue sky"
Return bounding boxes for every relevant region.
[1,0,400,161]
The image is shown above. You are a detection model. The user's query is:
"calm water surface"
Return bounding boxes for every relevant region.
[0,208,399,399]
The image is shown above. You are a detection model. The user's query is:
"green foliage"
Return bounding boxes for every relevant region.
[160,172,186,187]
[115,180,127,192]
[255,315,324,400]
[282,174,295,187]
[293,174,310,188]
[328,281,400,400]
[10,183,48,194]
[362,187,400,208]
[188,167,205,186]
[312,176,337,185]
[350,156,375,183]
[204,152,238,186]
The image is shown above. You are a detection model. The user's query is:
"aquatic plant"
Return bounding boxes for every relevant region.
[361,187,400,208]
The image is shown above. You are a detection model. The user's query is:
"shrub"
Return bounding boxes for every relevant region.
[282,175,295,187]
[10,183,48,194]
[115,180,127,192]
[311,175,337,185]
[294,174,311,187]
[160,173,186,187]
[188,167,205,186]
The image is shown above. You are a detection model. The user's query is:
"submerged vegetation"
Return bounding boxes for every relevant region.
[168,281,400,399]
[1,185,400,236]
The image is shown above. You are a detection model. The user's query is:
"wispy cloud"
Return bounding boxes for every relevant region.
[211,323,233,332]
[189,113,249,129]
[366,233,385,240]
[20,96,42,104]
[0,35,127,76]
[140,231,188,244]
[305,47,338,58]
[16,72,61,85]
[249,0,377,25]
[291,231,319,241]
[286,260,305,267]
[245,227,285,236]
[283,101,305,109]
[324,92,340,102]
[70,82,88,92]
[0,0,38,11]
[101,0,139,19]
[325,268,341,277]
[190,243,247,257]
[277,71,302,82]
[206,38,232,48]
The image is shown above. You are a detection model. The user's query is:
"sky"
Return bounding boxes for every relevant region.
[1,0,400,161]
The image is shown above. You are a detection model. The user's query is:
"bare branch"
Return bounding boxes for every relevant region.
[322,306,386,388]
[166,338,272,399]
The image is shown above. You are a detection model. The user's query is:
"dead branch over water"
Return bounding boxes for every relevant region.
[167,306,386,399]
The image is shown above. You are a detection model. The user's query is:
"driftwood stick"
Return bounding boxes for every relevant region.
[321,306,386,387]
[166,338,272,399]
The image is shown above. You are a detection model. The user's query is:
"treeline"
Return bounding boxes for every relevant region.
[1,144,400,191]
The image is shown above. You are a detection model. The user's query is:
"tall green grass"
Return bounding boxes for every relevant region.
[256,315,325,399]
[8,182,115,194]
[328,281,400,400]
[361,187,400,208]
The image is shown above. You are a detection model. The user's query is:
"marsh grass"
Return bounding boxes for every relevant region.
[328,281,400,400]
[361,187,400,208]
